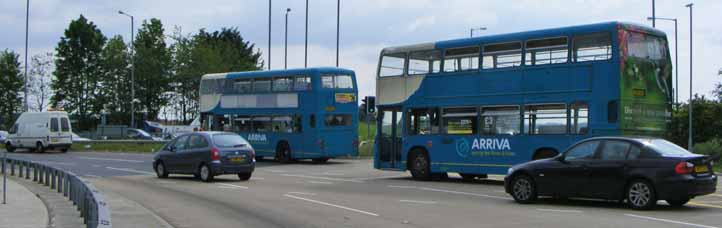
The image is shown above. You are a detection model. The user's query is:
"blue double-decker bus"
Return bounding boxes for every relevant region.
[373,22,673,180]
[200,67,359,163]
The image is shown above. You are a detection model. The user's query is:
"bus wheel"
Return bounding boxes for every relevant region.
[409,149,431,181]
[460,173,487,181]
[312,158,330,163]
[5,143,15,153]
[275,142,292,163]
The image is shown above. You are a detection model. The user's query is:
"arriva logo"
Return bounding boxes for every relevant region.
[455,138,471,158]
[471,138,511,151]
[247,133,268,143]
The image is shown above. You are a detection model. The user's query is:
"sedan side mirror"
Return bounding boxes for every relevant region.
[556,155,568,163]
[168,145,176,152]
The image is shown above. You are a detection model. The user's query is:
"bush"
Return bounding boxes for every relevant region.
[694,138,722,158]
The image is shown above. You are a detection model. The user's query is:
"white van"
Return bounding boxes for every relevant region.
[5,111,73,153]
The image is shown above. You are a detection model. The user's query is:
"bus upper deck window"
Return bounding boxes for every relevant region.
[574,32,612,62]
[443,46,480,72]
[408,50,441,75]
[379,53,406,77]
[525,37,568,66]
[272,77,292,92]
[293,76,311,91]
[483,42,522,69]
[253,78,271,93]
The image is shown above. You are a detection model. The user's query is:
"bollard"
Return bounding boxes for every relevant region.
[50,168,56,190]
[44,166,50,186]
[10,160,15,176]
[33,163,37,182]
[18,161,23,178]
[57,172,63,194]
[25,163,29,180]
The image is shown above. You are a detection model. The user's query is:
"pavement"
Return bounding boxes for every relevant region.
[5,150,722,228]
[0,177,48,228]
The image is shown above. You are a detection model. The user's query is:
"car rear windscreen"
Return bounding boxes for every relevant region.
[644,139,695,157]
[213,134,249,148]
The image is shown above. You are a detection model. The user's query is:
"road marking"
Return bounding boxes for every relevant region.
[308,181,333,184]
[105,167,155,175]
[79,157,146,163]
[320,172,345,176]
[266,169,287,173]
[417,187,512,200]
[387,185,418,189]
[251,177,265,180]
[399,200,437,204]
[83,174,101,178]
[689,202,722,209]
[624,214,718,228]
[280,174,364,183]
[287,192,317,196]
[92,165,101,168]
[711,194,722,198]
[536,209,583,213]
[217,183,249,189]
[353,174,409,181]
[41,161,76,166]
[283,194,379,217]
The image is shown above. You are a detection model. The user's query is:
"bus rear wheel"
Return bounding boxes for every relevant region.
[312,157,330,163]
[409,149,431,181]
[533,149,558,160]
[275,142,292,163]
[460,173,488,181]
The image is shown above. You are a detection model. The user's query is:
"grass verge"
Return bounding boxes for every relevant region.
[70,141,166,153]
[358,140,374,158]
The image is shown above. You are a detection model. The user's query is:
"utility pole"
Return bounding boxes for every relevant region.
[652,0,656,27]
[336,0,340,67]
[119,11,135,128]
[686,3,693,151]
[268,0,272,70]
[285,8,291,70]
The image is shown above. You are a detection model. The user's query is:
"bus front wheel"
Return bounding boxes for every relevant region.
[409,149,431,181]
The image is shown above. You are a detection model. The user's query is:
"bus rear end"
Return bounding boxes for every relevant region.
[316,71,359,159]
[618,25,673,136]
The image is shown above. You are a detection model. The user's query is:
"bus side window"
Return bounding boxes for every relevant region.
[608,100,619,123]
[481,106,520,135]
[483,42,522,69]
[310,115,316,128]
[442,107,478,135]
[293,115,302,133]
[571,102,589,134]
[574,32,612,62]
[524,104,567,135]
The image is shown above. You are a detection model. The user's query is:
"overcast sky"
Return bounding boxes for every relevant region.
[1,0,720,101]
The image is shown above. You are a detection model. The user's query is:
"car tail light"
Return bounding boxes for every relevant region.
[211,147,221,161]
[674,161,694,175]
[249,148,256,160]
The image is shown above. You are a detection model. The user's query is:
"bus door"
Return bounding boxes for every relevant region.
[377,107,403,169]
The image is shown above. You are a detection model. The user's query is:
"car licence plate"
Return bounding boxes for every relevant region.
[230,157,245,163]
[695,165,709,173]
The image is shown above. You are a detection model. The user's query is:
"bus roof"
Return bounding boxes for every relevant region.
[201,67,355,80]
[381,21,666,54]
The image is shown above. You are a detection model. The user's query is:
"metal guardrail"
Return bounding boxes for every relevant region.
[1,157,112,228]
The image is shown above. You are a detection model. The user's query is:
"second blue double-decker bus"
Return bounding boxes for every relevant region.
[200,67,359,163]
[373,22,673,180]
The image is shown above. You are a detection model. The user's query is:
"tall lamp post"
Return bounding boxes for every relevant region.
[24,0,29,112]
[647,17,678,105]
[268,0,272,70]
[335,0,340,67]
[305,0,308,68]
[685,3,693,151]
[470,27,486,38]
[285,8,291,70]
[118,10,136,128]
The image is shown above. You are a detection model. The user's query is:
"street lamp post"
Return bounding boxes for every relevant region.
[285,8,291,70]
[118,10,135,128]
[470,27,487,38]
[24,0,29,112]
[685,3,693,151]
[305,0,308,68]
[336,0,340,67]
[651,0,656,27]
[647,17,678,105]
[268,0,272,70]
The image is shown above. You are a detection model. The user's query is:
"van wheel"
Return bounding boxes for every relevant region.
[409,149,431,181]
[275,142,292,163]
[60,147,68,153]
[5,143,15,153]
[35,142,45,153]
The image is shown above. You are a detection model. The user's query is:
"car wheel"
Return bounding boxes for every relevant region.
[312,157,330,163]
[666,198,690,207]
[155,162,169,178]
[238,173,252,181]
[627,180,656,210]
[35,142,45,153]
[409,149,431,181]
[199,164,214,182]
[60,147,68,153]
[511,175,537,204]
[5,143,15,153]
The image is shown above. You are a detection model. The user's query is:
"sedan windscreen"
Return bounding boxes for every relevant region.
[213,134,249,148]
[644,139,695,157]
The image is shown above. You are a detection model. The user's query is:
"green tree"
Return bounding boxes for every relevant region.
[28,52,54,112]
[0,50,24,129]
[667,95,722,150]
[714,68,721,101]
[100,35,131,124]
[51,15,107,130]
[133,18,172,122]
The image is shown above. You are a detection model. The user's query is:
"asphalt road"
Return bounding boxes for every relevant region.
[4,150,722,228]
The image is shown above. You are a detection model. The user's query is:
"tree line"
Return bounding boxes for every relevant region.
[0,15,262,130]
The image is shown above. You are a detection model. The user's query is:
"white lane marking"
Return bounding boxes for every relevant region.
[417,187,512,200]
[251,177,265,180]
[83,174,101,178]
[288,192,317,196]
[79,157,146,163]
[280,174,364,183]
[218,186,238,189]
[399,200,437,204]
[387,185,418,189]
[217,183,249,189]
[320,172,345,176]
[283,194,379,217]
[266,169,287,173]
[308,181,334,185]
[353,174,409,181]
[536,209,583,213]
[105,167,155,175]
[624,214,718,228]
